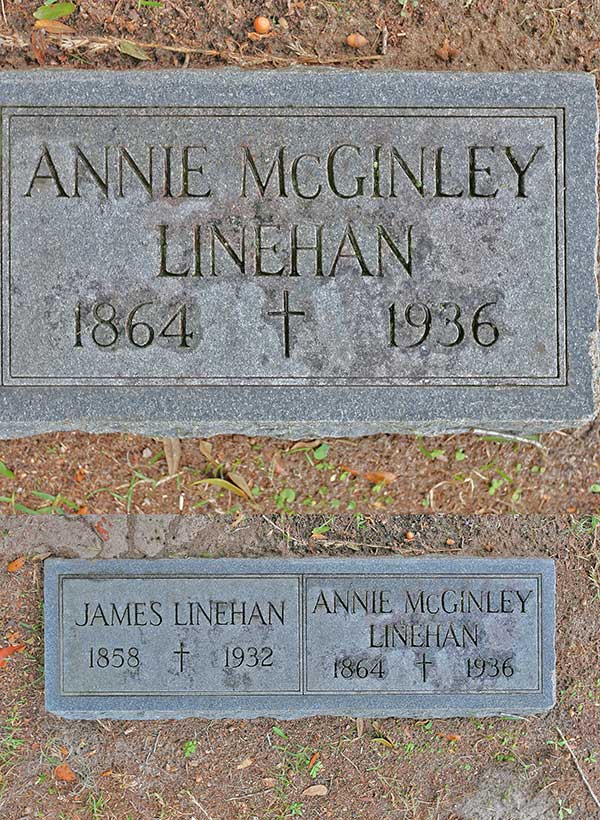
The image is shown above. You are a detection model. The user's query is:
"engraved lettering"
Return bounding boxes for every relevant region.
[118,147,154,197]
[326,144,365,199]
[468,146,499,198]
[504,146,542,197]
[291,153,322,200]
[434,147,464,198]
[390,147,425,197]
[181,145,211,198]
[73,146,110,198]
[241,146,287,197]
[24,145,69,198]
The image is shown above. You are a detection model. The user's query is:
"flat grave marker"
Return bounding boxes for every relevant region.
[44,557,555,718]
[0,70,597,437]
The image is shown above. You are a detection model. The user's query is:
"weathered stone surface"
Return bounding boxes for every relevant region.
[44,557,555,719]
[0,515,129,559]
[0,70,597,436]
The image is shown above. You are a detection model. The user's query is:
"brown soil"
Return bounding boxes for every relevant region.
[0,424,599,516]
[1,515,600,820]
[1,0,599,72]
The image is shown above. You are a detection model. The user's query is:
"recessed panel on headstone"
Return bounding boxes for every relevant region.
[44,557,555,719]
[0,70,596,437]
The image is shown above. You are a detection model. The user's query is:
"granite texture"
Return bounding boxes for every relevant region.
[0,70,597,438]
[44,557,555,719]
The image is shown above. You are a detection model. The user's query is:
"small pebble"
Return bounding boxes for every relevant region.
[346,32,368,49]
[253,15,271,34]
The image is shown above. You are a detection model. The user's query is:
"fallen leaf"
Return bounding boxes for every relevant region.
[30,29,47,65]
[227,471,253,499]
[435,39,460,61]
[271,453,287,476]
[288,440,322,452]
[236,757,254,770]
[55,763,77,782]
[74,466,87,483]
[363,470,396,484]
[118,39,151,61]
[302,784,328,797]
[33,551,52,562]
[33,2,76,20]
[308,751,320,769]
[0,643,25,661]
[94,521,110,541]
[444,733,461,742]
[356,717,364,738]
[33,18,74,32]
[198,440,215,463]
[371,735,395,748]
[77,505,89,515]
[193,478,248,498]
[164,437,182,475]
[7,556,25,573]
[341,466,397,484]
[0,461,14,479]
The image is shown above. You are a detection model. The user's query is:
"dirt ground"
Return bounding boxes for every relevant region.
[1,0,599,72]
[1,514,600,820]
[0,425,599,516]
[1,1,600,819]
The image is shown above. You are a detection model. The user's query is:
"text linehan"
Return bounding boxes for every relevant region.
[23,142,545,279]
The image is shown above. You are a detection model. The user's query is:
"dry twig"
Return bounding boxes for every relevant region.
[473,428,546,451]
[0,29,382,66]
[556,726,600,810]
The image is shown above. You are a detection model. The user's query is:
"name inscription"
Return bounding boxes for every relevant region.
[44,558,555,718]
[5,106,564,386]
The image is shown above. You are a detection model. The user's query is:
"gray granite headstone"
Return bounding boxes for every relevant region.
[0,70,597,438]
[44,557,555,719]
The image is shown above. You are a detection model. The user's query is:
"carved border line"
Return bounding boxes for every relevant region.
[2,106,566,388]
[58,572,543,698]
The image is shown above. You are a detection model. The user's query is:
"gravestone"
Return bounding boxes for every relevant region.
[44,557,555,719]
[0,70,597,438]
[0,71,598,439]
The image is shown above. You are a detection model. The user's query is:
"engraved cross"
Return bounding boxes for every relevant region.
[173,641,190,673]
[416,652,433,683]
[268,289,306,358]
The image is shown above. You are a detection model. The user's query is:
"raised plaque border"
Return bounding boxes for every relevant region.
[55,567,544,698]
[2,105,567,388]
